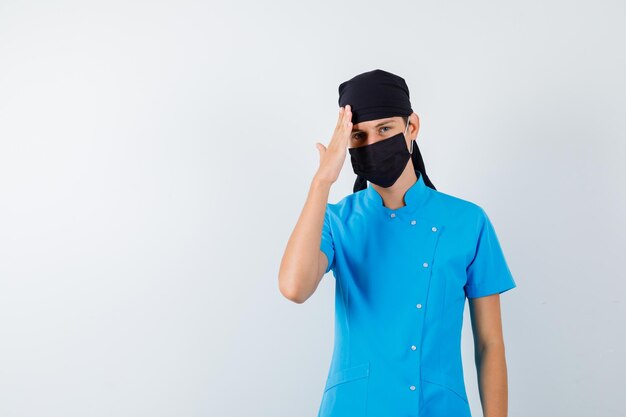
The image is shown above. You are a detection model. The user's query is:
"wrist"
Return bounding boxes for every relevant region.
[312,173,334,189]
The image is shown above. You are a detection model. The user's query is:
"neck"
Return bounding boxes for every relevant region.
[372,160,418,210]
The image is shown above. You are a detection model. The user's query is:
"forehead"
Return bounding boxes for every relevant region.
[352,117,400,132]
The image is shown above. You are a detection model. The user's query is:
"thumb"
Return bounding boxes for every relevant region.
[316,142,326,156]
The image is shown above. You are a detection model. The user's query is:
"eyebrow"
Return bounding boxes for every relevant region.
[352,119,397,133]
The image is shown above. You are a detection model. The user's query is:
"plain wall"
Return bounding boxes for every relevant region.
[1,0,625,416]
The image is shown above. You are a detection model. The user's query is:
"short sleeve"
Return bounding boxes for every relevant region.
[320,205,335,274]
[464,207,517,299]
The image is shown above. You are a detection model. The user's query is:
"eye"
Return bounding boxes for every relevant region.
[352,133,363,141]
[380,126,391,133]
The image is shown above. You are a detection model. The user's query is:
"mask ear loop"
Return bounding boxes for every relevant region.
[404,118,414,154]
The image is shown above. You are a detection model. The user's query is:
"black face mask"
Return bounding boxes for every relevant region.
[349,120,413,188]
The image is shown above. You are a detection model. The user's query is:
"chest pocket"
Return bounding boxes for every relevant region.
[318,362,370,417]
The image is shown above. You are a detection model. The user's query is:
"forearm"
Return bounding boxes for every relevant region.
[475,342,509,417]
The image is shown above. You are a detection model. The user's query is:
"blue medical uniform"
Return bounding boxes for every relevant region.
[317,171,516,417]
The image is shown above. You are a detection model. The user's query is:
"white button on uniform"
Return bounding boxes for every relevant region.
[410,220,416,225]
[423,262,429,268]
[409,385,416,391]
[431,226,438,232]
[411,345,417,350]
[390,213,396,218]
[416,303,422,309]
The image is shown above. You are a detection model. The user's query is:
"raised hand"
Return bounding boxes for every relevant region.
[314,104,353,185]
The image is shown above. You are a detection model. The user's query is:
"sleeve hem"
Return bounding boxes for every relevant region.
[320,244,334,274]
[465,282,517,299]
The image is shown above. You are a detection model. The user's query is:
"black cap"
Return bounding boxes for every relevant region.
[338,69,413,124]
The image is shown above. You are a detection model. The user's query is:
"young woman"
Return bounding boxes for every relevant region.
[279,69,517,417]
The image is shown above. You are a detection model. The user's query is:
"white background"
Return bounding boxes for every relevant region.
[1,1,625,416]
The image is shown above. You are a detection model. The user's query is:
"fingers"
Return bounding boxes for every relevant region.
[326,105,352,153]
[343,104,351,126]
[341,105,352,142]
[335,106,345,131]
[332,105,351,138]
[335,105,351,129]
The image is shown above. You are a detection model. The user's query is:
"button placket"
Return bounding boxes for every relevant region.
[406,220,442,401]
[412,222,442,400]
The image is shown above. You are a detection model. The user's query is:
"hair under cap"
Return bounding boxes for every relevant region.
[337,68,436,192]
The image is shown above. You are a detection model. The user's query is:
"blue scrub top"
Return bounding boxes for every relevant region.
[317,171,517,417]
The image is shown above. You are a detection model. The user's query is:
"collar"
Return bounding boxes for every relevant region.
[365,170,430,217]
